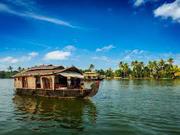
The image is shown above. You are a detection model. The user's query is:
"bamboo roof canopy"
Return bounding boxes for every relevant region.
[13,65,83,78]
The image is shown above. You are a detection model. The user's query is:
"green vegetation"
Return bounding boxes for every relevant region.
[0,58,179,79]
[84,58,180,79]
[0,66,21,78]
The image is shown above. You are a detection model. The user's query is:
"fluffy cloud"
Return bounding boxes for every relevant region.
[63,45,76,52]
[134,0,144,7]
[0,56,18,63]
[134,0,160,7]
[0,52,39,64]
[20,52,39,61]
[154,0,180,23]
[96,45,115,52]
[28,52,38,57]
[44,50,71,60]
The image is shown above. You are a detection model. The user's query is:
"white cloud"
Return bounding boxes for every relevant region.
[134,0,160,7]
[0,3,75,28]
[96,44,115,52]
[20,52,39,61]
[28,52,38,57]
[29,14,75,28]
[134,0,144,7]
[5,0,36,11]
[63,45,76,52]
[0,56,18,63]
[154,0,180,23]
[44,50,71,60]
[122,49,145,61]
[0,51,38,64]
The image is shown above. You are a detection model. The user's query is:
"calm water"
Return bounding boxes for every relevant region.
[0,79,180,135]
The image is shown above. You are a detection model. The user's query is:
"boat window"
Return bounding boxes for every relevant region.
[70,78,81,89]
[36,76,41,88]
[55,75,67,89]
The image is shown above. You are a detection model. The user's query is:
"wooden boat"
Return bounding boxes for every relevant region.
[13,65,100,98]
[83,71,104,81]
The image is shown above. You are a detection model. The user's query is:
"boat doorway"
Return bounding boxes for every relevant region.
[42,77,52,89]
[22,77,28,88]
[35,76,41,89]
[55,75,68,89]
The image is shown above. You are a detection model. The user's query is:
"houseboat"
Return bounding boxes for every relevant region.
[84,71,104,81]
[13,65,100,98]
[175,72,180,79]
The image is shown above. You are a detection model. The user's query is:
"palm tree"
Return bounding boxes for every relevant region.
[118,61,124,77]
[151,61,158,79]
[17,67,22,72]
[105,68,114,78]
[158,59,165,78]
[139,62,144,78]
[131,61,137,77]
[89,64,95,71]
[147,61,158,79]
[167,58,174,65]
[131,61,144,78]
[171,65,179,79]
[119,62,129,78]
[119,61,123,69]
[143,66,150,78]
[123,63,129,78]
[7,66,13,73]
[165,58,174,78]
[159,59,165,69]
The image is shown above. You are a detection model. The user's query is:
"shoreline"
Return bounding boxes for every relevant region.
[105,78,180,80]
[0,78,179,80]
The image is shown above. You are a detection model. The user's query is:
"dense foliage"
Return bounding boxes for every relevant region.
[85,58,180,79]
[0,58,179,79]
[0,66,21,78]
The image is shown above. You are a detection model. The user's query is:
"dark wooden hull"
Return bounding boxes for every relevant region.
[84,78,104,81]
[15,88,96,98]
[14,82,100,99]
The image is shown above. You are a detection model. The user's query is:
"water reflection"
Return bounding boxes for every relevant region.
[13,95,97,131]
[129,79,180,88]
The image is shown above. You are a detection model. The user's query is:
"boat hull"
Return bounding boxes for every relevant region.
[14,81,100,98]
[15,88,95,98]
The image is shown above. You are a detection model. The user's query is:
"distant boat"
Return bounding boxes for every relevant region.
[83,71,104,81]
[13,65,100,98]
[175,72,180,79]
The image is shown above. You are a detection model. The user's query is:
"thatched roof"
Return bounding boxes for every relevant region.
[13,65,82,77]
[27,65,64,71]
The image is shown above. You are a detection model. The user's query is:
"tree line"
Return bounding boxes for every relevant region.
[0,66,23,78]
[83,58,180,79]
[0,58,179,79]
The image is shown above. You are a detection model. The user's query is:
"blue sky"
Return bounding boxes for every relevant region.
[0,0,180,70]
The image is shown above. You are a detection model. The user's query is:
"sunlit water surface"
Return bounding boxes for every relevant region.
[0,79,180,135]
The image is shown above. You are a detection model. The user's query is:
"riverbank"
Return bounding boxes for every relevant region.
[106,77,180,80]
